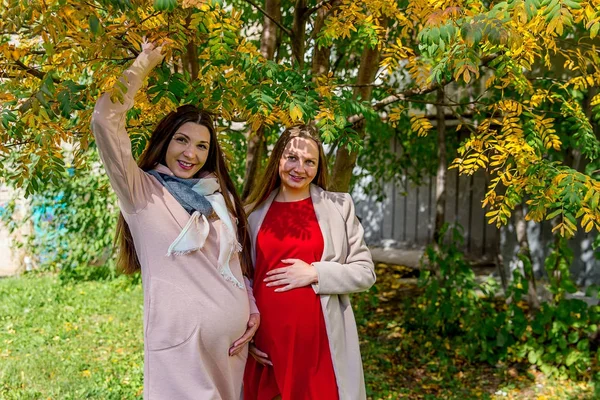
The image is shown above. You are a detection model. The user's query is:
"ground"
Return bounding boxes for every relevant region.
[0,265,596,399]
[356,263,596,399]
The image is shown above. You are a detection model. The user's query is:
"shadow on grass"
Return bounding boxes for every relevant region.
[354,263,596,400]
[1,266,596,399]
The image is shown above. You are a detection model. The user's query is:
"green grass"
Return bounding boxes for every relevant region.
[0,274,144,399]
[0,269,596,399]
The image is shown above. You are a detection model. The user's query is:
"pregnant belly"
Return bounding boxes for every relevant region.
[254,285,324,350]
[146,278,249,352]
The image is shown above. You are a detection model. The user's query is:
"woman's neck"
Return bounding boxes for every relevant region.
[276,186,310,202]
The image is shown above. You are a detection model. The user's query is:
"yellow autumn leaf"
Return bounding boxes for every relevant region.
[289,105,303,121]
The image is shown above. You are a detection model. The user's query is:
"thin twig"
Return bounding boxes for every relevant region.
[448,106,477,135]
[5,140,34,148]
[82,0,108,12]
[139,11,161,26]
[243,0,292,37]
[304,0,336,18]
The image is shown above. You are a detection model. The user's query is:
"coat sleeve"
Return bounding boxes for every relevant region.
[90,48,164,213]
[244,276,259,314]
[311,193,376,295]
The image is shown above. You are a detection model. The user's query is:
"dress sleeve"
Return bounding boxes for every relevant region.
[311,193,376,295]
[90,48,164,213]
[244,276,260,314]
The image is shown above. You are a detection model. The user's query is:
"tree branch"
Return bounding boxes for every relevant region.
[82,0,108,12]
[243,0,292,37]
[304,0,336,18]
[347,54,498,125]
[406,98,485,107]
[335,82,385,88]
[291,0,308,68]
[13,60,57,82]
[75,57,136,64]
[0,71,18,79]
[5,140,34,148]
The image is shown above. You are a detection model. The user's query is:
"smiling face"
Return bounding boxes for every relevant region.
[164,122,211,178]
[278,136,320,197]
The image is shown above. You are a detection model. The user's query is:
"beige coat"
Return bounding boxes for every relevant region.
[248,185,376,400]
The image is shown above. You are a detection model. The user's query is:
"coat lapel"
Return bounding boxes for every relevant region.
[310,184,334,263]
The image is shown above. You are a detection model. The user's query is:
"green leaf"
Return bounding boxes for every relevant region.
[89,14,100,35]
[561,279,578,294]
[563,0,582,10]
[528,349,538,364]
[546,208,562,220]
[565,350,579,366]
[568,331,579,343]
[591,22,600,39]
[576,338,589,351]
[496,331,506,347]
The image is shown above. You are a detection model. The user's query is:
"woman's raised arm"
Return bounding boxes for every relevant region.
[91,42,164,213]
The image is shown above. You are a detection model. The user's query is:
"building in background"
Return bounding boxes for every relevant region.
[0,185,31,276]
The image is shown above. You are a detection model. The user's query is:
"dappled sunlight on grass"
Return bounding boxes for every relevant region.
[353,263,596,399]
[0,274,144,399]
[0,267,597,399]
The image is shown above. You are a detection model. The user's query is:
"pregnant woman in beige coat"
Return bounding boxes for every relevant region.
[243,125,376,400]
[91,41,259,399]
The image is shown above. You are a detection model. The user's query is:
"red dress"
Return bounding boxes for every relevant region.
[244,197,339,400]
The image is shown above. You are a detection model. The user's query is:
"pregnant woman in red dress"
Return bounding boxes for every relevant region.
[244,125,376,400]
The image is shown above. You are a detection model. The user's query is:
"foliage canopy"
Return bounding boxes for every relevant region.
[0,0,599,239]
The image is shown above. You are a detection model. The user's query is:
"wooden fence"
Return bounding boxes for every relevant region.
[356,168,498,260]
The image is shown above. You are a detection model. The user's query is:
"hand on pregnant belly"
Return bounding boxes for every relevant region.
[263,258,318,292]
[229,313,260,356]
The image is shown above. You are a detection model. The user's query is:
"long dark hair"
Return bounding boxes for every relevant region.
[245,124,328,213]
[116,105,253,277]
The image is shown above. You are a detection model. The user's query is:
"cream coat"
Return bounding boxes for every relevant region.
[248,185,376,400]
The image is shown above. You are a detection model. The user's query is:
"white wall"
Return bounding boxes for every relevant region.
[0,185,25,276]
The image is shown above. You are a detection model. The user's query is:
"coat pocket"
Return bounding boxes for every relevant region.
[146,278,198,351]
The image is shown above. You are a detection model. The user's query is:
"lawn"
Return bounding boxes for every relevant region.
[0,274,144,399]
[0,266,596,399]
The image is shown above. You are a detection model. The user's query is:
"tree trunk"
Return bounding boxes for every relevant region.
[514,204,540,309]
[242,125,267,199]
[259,0,281,60]
[241,0,281,200]
[433,89,447,246]
[495,231,508,291]
[311,5,331,77]
[291,0,307,68]
[184,15,199,79]
[330,42,382,192]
